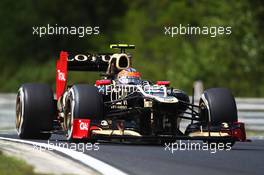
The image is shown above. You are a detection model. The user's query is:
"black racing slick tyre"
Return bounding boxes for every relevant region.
[64,84,104,141]
[200,88,238,126]
[16,83,55,139]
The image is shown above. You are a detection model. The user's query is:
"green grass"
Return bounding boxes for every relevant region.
[246,130,264,137]
[0,151,48,175]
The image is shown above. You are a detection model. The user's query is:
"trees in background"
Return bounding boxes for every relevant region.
[0,0,263,96]
[117,0,264,96]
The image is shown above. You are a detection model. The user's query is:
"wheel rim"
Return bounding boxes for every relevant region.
[16,89,24,135]
[199,94,211,124]
[66,106,72,137]
[65,94,74,140]
[199,101,207,122]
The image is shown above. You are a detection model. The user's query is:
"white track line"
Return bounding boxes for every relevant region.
[0,137,128,175]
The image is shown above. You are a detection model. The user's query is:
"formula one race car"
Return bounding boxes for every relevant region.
[15,44,246,146]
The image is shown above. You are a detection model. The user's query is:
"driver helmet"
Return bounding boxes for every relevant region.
[117,68,141,84]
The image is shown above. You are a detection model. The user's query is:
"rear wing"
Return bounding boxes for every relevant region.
[56,44,135,99]
[56,51,113,99]
[55,50,132,99]
[67,53,112,71]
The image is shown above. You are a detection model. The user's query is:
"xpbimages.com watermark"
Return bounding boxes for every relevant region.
[32,140,100,153]
[164,24,232,38]
[32,24,100,37]
[164,140,232,154]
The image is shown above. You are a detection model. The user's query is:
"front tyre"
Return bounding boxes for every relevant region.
[64,84,104,141]
[199,88,237,147]
[200,88,238,125]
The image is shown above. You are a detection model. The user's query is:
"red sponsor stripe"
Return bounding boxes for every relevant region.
[56,51,68,99]
[72,119,91,139]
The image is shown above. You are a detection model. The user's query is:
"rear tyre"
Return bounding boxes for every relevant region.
[64,84,104,141]
[16,83,55,139]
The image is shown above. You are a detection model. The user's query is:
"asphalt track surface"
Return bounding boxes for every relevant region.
[0,133,263,175]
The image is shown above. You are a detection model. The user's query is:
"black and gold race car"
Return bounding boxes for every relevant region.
[15,44,246,147]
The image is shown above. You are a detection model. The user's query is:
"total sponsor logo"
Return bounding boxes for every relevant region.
[57,70,66,81]
[79,120,89,130]
[72,119,91,139]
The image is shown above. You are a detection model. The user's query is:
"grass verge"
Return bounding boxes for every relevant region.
[246,130,264,137]
[0,150,48,175]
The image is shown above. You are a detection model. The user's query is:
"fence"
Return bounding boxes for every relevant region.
[0,94,263,131]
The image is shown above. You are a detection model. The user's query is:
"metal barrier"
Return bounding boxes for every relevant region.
[0,94,16,130]
[0,94,263,131]
[236,98,264,131]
